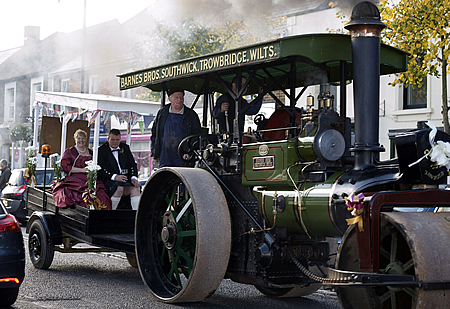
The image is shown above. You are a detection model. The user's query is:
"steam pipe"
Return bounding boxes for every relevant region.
[339,60,347,117]
[203,76,209,127]
[290,60,297,138]
[345,1,386,170]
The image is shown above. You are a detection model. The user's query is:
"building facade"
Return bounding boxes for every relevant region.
[1,0,448,169]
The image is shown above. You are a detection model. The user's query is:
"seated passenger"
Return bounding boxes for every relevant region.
[212,76,263,133]
[52,129,112,209]
[97,129,140,210]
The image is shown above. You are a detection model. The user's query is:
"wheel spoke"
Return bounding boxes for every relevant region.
[380,247,390,259]
[403,287,415,298]
[390,233,398,263]
[379,290,391,304]
[390,291,397,309]
[177,246,194,275]
[184,190,190,203]
[403,259,414,272]
[178,230,196,238]
[165,186,177,211]
[176,198,192,222]
[160,244,167,266]
[167,251,182,286]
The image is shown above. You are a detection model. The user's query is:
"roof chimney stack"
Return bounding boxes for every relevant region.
[24,26,40,46]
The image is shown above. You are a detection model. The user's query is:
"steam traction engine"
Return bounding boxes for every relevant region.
[121,2,450,308]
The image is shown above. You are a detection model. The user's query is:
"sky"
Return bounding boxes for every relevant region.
[0,0,155,51]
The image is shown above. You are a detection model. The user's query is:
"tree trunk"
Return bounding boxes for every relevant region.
[442,47,449,133]
[442,47,450,133]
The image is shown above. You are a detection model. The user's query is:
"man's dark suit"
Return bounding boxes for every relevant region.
[97,142,138,186]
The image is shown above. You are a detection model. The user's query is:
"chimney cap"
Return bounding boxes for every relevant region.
[345,1,386,30]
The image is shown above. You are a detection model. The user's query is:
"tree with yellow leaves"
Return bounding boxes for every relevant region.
[380,0,450,132]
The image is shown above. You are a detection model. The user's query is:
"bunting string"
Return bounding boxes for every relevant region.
[34,101,148,128]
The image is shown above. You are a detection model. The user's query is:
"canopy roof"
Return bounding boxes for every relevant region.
[35,91,160,115]
[118,33,408,95]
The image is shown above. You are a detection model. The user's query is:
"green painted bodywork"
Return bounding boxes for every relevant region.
[253,172,344,237]
[242,138,316,187]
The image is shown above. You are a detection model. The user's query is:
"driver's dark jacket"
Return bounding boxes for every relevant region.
[212,93,262,133]
[151,104,202,161]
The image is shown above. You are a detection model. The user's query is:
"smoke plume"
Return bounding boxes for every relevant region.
[333,0,378,16]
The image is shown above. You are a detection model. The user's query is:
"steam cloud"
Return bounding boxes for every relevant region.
[149,0,315,40]
[135,0,378,67]
[335,0,378,16]
[148,0,377,38]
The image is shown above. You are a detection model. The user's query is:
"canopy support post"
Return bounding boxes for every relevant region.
[33,102,39,148]
[93,112,100,165]
[60,106,67,156]
[126,112,132,145]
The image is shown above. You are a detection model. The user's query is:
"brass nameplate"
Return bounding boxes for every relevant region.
[253,156,275,170]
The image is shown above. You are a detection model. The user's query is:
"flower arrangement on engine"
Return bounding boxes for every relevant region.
[24,146,38,186]
[82,160,107,210]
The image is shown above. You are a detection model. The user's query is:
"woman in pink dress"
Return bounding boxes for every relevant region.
[52,129,112,210]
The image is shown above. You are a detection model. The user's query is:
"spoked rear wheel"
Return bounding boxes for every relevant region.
[337,212,450,308]
[135,167,231,303]
[336,218,414,308]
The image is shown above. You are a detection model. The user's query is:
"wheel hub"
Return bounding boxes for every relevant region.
[29,234,41,256]
[384,261,405,292]
[161,211,178,250]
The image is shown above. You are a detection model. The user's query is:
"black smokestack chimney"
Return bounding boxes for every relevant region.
[345,2,386,170]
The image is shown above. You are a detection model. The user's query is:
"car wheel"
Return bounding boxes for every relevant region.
[0,287,19,307]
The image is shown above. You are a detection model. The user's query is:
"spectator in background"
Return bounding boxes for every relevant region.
[0,159,11,195]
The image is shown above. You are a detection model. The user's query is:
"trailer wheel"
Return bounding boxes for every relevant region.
[28,220,54,269]
[336,212,450,309]
[135,167,231,303]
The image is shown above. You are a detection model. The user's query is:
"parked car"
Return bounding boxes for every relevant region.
[138,177,148,187]
[1,168,54,224]
[0,200,25,307]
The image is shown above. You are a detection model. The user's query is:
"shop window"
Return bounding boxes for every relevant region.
[403,77,427,109]
[6,87,15,122]
[89,75,98,94]
[61,79,69,92]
